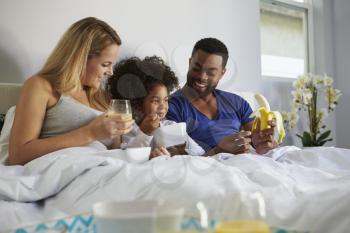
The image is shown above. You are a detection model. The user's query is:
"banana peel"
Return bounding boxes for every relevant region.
[250,94,285,144]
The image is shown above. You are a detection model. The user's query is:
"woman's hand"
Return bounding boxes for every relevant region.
[252,119,278,154]
[149,146,170,159]
[139,114,160,135]
[87,114,134,140]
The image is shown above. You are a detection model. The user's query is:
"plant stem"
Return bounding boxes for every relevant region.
[309,87,318,145]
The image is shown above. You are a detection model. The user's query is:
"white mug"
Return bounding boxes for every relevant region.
[93,200,184,233]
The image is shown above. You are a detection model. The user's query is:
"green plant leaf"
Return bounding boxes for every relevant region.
[318,138,333,146]
[316,130,331,144]
[296,134,303,139]
[302,131,312,147]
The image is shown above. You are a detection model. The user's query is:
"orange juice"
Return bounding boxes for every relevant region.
[215,220,270,233]
[107,112,132,122]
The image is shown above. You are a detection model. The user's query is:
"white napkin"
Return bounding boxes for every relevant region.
[153,122,187,147]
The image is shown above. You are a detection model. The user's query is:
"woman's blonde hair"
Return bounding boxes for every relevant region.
[38,17,121,110]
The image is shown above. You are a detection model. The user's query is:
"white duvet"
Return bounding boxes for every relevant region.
[1,144,350,233]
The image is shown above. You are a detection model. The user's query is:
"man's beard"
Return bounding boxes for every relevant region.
[186,75,217,99]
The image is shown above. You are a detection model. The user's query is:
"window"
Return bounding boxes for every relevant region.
[260,0,313,80]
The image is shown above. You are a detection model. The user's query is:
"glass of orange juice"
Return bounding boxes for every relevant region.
[214,192,270,233]
[108,99,133,149]
[108,99,133,121]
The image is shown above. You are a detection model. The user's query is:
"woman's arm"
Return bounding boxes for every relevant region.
[8,77,93,165]
[8,77,132,165]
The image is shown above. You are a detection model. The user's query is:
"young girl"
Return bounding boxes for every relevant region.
[106,56,205,158]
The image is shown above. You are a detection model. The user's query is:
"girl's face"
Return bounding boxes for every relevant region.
[82,44,119,89]
[142,84,169,120]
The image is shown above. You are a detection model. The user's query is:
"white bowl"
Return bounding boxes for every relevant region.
[93,200,184,233]
[153,122,187,147]
[124,147,151,163]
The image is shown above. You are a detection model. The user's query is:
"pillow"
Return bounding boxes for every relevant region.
[0,106,16,164]
[233,91,259,110]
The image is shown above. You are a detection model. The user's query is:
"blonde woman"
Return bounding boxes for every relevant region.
[8,17,133,165]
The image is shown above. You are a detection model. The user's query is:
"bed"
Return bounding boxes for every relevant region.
[1,83,350,233]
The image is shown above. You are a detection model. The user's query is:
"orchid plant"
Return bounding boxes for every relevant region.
[282,74,342,147]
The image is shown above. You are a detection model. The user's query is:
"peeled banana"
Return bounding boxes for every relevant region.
[250,94,285,144]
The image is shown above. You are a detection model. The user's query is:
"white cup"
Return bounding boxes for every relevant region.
[153,123,187,148]
[93,200,184,233]
[122,147,151,163]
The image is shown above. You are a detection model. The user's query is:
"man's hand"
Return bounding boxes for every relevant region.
[139,114,160,135]
[215,131,252,155]
[252,118,278,154]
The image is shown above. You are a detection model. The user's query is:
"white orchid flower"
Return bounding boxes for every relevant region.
[312,75,324,87]
[288,73,340,146]
[301,89,313,105]
[324,75,334,86]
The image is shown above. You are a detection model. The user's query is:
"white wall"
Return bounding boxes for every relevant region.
[311,0,350,148]
[0,0,262,92]
[311,0,337,146]
[333,0,350,148]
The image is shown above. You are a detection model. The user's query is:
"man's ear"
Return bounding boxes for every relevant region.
[221,68,226,76]
[218,68,226,81]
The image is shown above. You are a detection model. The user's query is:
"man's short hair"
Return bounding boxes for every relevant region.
[191,38,229,68]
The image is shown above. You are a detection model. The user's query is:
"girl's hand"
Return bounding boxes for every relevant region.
[149,146,170,159]
[88,114,134,140]
[139,114,160,135]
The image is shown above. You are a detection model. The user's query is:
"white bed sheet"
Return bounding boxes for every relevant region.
[1,144,350,233]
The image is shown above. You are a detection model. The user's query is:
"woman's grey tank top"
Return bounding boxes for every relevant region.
[40,95,102,138]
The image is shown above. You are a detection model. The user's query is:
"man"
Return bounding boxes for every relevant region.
[167,37,277,155]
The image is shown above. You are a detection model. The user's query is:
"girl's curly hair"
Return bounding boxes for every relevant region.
[106,56,179,122]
